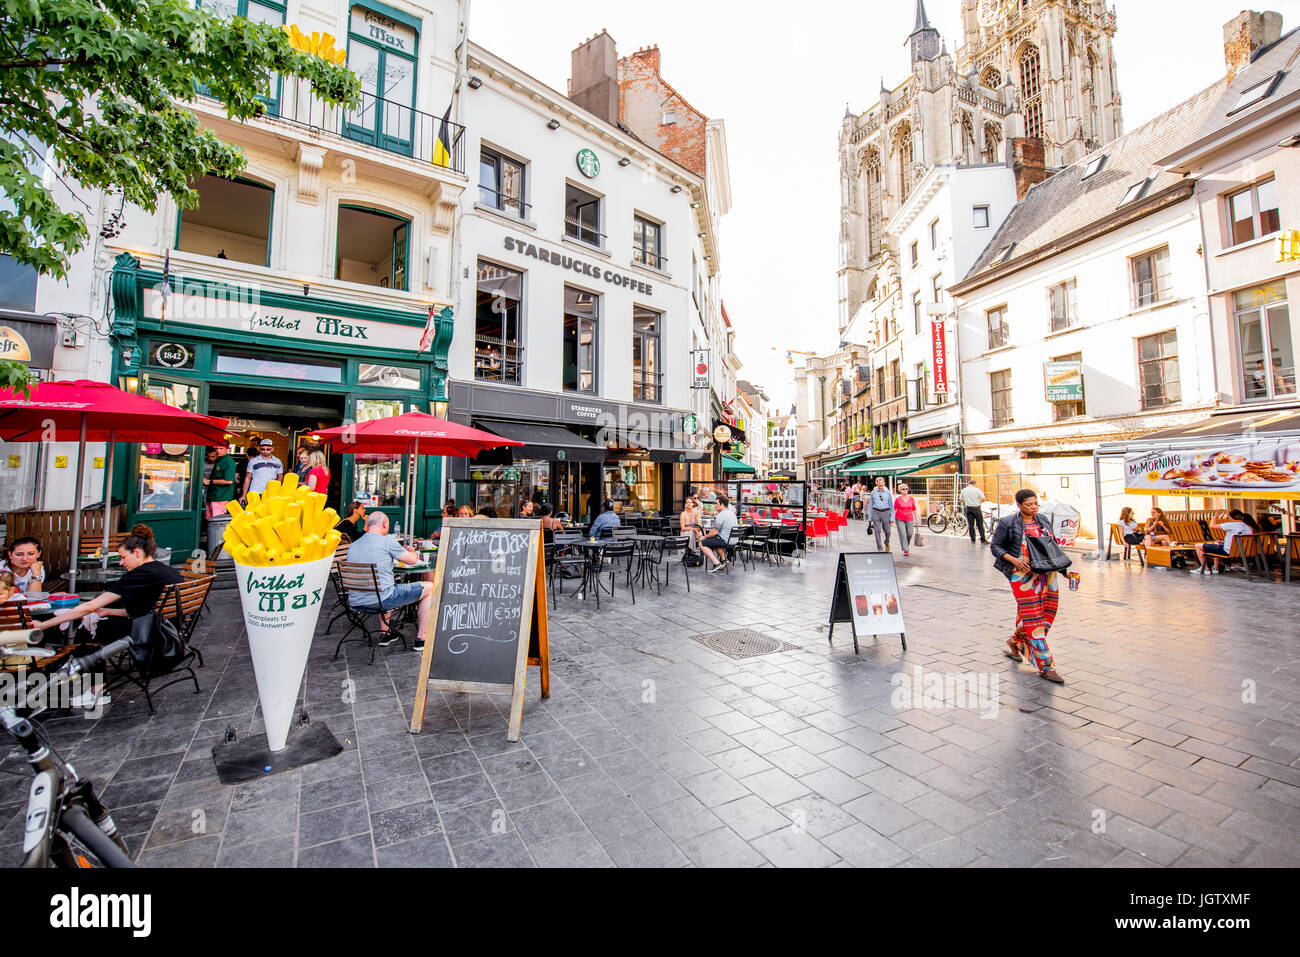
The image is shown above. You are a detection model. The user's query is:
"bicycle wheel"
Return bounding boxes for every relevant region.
[950,513,968,536]
[926,512,949,534]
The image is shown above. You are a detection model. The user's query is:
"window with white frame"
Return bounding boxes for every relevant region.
[973,205,991,229]
[1137,330,1181,410]
[1048,279,1078,332]
[986,305,1009,350]
[1226,178,1280,247]
[1130,246,1171,308]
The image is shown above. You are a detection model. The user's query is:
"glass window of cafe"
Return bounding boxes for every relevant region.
[476,260,523,385]
[137,381,201,513]
[464,461,550,516]
[354,398,405,507]
[604,461,659,512]
[1235,284,1296,400]
[563,285,599,394]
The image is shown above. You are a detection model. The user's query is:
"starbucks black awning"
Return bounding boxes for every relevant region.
[475,420,606,463]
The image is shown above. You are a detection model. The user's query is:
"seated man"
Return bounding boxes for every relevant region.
[346,512,433,651]
[589,499,622,539]
[700,493,737,573]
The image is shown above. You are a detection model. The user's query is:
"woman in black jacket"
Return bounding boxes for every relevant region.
[990,490,1065,684]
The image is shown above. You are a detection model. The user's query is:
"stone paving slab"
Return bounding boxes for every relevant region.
[2,519,1298,867]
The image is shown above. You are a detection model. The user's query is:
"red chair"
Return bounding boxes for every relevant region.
[807,516,829,551]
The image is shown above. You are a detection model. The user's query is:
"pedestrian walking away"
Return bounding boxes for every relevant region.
[960,478,988,544]
[991,489,1065,684]
[893,483,918,556]
[868,477,893,550]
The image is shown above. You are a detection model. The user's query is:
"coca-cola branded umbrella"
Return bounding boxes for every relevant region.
[312,412,523,536]
[0,380,230,582]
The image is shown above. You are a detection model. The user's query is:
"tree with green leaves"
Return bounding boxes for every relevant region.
[0,0,360,392]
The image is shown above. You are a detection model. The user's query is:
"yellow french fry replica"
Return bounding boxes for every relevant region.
[220,481,341,566]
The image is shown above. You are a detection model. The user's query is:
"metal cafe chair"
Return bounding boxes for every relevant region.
[740,524,773,567]
[723,526,749,573]
[596,540,636,606]
[334,562,408,664]
[644,535,692,594]
[612,527,638,541]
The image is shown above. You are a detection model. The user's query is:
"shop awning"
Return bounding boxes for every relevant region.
[823,452,868,470]
[475,420,607,463]
[843,452,954,477]
[722,454,756,474]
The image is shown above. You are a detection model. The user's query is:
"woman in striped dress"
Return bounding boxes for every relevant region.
[989,490,1065,684]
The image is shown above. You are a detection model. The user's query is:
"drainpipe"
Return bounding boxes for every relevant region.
[1092,447,1104,564]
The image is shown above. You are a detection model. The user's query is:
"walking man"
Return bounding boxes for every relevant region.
[242,438,284,503]
[868,477,893,551]
[960,478,988,544]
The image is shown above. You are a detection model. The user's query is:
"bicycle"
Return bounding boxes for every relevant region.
[1,629,135,868]
[926,501,968,537]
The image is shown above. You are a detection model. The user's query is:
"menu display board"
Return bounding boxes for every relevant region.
[828,552,907,654]
[410,519,550,740]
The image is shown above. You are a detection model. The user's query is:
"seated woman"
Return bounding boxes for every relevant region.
[1117,507,1145,548]
[1144,507,1174,547]
[35,525,182,643]
[680,495,702,553]
[0,536,45,594]
[335,501,366,542]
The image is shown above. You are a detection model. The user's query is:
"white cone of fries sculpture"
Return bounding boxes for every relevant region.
[221,472,343,752]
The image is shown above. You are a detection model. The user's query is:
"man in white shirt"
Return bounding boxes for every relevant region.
[868,478,893,551]
[242,438,284,502]
[701,494,737,572]
[1195,510,1255,574]
[959,479,988,544]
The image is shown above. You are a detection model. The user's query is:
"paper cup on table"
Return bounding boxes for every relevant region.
[232,554,334,752]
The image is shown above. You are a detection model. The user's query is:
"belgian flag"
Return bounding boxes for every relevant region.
[433,103,454,168]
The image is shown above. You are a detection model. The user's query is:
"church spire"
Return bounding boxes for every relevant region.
[909,0,941,65]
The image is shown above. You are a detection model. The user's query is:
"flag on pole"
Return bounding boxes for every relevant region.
[159,250,172,326]
[433,103,454,168]
[418,304,436,354]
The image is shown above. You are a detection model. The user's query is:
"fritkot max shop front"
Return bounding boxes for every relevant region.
[107,253,455,557]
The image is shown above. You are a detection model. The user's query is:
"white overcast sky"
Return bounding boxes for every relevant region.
[473,0,1300,410]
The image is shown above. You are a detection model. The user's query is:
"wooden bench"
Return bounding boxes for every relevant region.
[1107,524,1145,565]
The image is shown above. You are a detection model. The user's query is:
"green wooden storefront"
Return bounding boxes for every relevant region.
[108,253,455,558]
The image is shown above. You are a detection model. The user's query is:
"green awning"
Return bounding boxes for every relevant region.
[842,452,954,477]
[823,452,868,470]
[721,454,756,474]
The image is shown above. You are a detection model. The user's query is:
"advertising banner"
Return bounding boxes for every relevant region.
[1124,439,1300,501]
[692,350,710,389]
[931,320,948,394]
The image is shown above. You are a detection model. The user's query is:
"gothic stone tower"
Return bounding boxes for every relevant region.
[957,0,1123,167]
[836,0,1122,336]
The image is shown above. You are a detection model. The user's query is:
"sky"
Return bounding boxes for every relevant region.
[473,0,1300,411]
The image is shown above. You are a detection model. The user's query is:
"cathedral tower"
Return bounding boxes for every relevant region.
[836,0,1123,335]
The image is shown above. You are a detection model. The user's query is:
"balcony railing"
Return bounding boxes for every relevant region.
[256,80,467,174]
[477,187,531,219]
[474,336,522,385]
[632,246,667,271]
[564,218,605,248]
[632,371,664,404]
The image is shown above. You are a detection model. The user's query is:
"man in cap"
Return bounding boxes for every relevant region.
[242,438,284,503]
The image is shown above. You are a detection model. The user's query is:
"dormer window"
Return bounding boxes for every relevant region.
[1081,154,1107,180]
[1119,177,1153,207]
[1229,71,1282,115]
[991,243,1016,266]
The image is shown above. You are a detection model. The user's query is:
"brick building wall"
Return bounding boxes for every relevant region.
[618,45,708,177]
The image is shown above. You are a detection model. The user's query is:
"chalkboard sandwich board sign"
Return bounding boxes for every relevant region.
[828,552,907,654]
[409,519,551,741]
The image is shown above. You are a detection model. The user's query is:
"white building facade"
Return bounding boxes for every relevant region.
[950,83,1227,535]
[450,41,712,521]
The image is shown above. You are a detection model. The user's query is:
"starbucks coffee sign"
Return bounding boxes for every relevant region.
[576,149,600,178]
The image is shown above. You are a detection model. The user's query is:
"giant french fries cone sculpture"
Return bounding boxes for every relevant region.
[223,475,342,752]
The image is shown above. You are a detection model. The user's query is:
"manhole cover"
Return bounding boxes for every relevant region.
[690,630,800,660]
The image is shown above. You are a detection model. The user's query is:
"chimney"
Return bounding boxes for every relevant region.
[1224,10,1284,82]
[1010,137,1048,200]
[569,30,620,126]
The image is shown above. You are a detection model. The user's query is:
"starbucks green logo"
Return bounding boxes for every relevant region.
[577,149,600,178]
[556,449,566,461]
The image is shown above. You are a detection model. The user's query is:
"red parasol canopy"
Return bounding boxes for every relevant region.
[313,411,523,457]
[0,379,230,445]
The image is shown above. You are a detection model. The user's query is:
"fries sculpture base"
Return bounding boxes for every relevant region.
[233,554,335,753]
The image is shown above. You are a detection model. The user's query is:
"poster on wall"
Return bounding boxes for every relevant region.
[1124,439,1300,501]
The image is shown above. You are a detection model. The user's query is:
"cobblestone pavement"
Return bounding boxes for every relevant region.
[3,520,1298,868]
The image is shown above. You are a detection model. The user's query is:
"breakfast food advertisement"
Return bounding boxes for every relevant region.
[1124,439,1300,501]
[842,552,906,637]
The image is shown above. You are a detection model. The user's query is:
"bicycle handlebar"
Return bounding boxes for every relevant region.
[62,638,133,677]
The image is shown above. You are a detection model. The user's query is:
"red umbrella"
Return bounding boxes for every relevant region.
[0,380,232,581]
[313,412,522,535]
